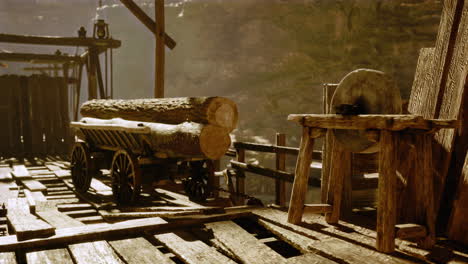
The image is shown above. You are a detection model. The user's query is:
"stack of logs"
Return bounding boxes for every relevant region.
[79,97,238,160]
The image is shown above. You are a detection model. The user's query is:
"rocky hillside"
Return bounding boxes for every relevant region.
[99,0,441,145]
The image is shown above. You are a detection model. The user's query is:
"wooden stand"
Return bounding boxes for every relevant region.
[286,114,456,253]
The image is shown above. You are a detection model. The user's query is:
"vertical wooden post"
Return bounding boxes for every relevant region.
[288,127,315,224]
[376,130,398,253]
[94,52,106,99]
[236,148,245,205]
[275,133,286,207]
[417,133,436,249]
[86,49,98,100]
[321,84,337,203]
[325,139,352,223]
[74,63,84,121]
[155,0,165,98]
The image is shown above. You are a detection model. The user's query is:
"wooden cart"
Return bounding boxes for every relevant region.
[69,120,214,204]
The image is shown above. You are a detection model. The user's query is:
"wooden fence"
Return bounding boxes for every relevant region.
[227,133,322,207]
[0,75,71,158]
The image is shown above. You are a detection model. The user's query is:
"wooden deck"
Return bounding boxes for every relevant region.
[0,157,465,264]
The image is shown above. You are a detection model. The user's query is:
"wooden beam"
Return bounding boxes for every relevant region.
[0,52,82,63]
[0,33,121,48]
[0,211,252,251]
[229,160,320,187]
[155,0,165,98]
[86,49,98,100]
[288,114,457,131]
[119,0,176,49]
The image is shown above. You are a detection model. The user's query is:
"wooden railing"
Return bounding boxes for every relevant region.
[228,133,322,207]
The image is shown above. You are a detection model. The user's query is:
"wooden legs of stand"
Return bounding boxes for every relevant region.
[288,127,325,224]
[325,139,352,223]
[376,130,398,253]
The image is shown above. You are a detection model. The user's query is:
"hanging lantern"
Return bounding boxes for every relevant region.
[93,19,109,39]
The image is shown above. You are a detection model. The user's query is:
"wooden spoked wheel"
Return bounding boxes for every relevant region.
[184,160,213,202]
[71,142,93,193]
[111,150,141,204]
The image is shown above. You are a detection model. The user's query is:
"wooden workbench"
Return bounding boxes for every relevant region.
[286,114,456,253]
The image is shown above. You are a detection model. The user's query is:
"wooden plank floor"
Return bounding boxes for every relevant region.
[0,157,465,264]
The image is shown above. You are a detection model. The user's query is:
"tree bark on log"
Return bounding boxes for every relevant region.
[80,97,238,132]
[79,118,231,160]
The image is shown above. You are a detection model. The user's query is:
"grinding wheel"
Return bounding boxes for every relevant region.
[331,69,402,153]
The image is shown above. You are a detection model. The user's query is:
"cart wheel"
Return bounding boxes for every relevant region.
[111,150,141,204]
[184,160,212,202]
[71,142,93,193]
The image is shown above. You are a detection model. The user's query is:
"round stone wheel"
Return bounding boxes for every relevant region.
[71,142,93,193]
[331,69,402,153]
[111,149,142,204]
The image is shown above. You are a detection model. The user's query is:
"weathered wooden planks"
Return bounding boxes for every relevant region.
[69,241,123,264]
[254,209,411,264]
[155,231,236,264]
[35,201,84,229]
[206,221,286,264]
[432,0,468,222]
[11,165,30,179]
[26,248,74,264]
[109,237,174,264]
[7,198,55,241]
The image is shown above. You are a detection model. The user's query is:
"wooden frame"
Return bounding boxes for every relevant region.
[287,114,456,253]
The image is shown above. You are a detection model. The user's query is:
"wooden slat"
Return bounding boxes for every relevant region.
[155,231,235,264]
[7,198,55,241]
[24,190,46,213]
[109,237,174,264]
[206,221,286,264]
[0,168,12,181]
[54,170,71,178]
[69,241,123,264]
[288,114,456,131]
[91,178,112,194]
[0,252,16,264]
[303,204,332,214]
[11,165,30,179]
[26,248,74,264]
[22,180,47,192]
[395,224,427,240]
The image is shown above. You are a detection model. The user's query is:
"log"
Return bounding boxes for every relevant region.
[77,118,231,160]
[80,97,238,132]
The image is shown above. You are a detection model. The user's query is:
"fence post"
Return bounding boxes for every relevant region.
[236,148,245,205]
[276,133,286,206]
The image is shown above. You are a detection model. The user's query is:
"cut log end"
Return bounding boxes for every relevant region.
[200,125,231,160]
[208,97,238,132]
